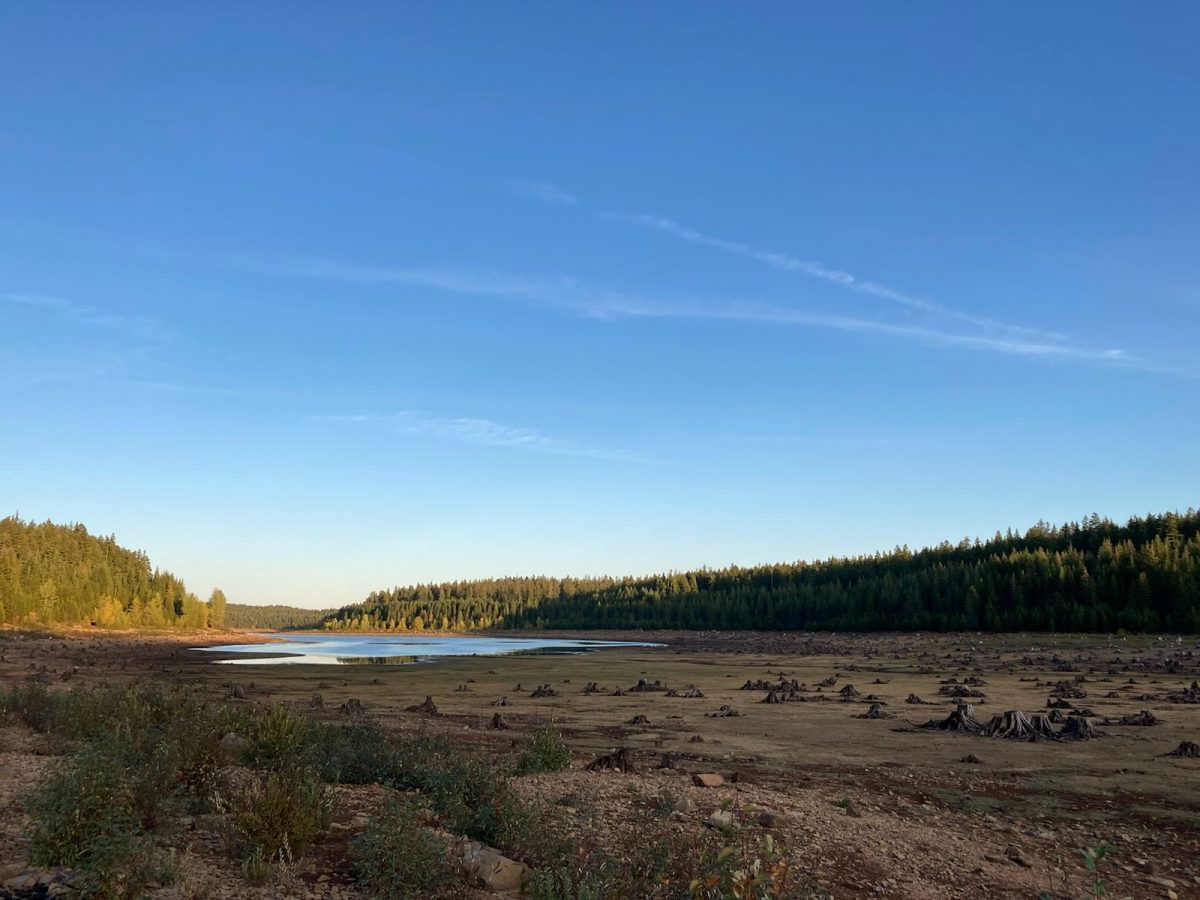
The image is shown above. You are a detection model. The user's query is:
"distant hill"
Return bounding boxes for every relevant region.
[320,509,1200,634]
[225,603,333,631]
[0,516,226,629]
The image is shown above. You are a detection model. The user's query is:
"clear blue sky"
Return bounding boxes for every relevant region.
[3,4,1197,608]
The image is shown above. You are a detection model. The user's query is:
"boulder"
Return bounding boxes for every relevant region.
[692,773,724,788]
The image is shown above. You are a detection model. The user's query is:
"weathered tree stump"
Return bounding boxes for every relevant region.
[582,682,602,694]
[706,705,740,718]
[406,695,439,715]
[626,714,651,726]
[905,693,934,705]
[530,684,558,698]
[1118,710,1160,726]
[585,747,636,773]
[629,678,667,693]
[983,710,1046,740]
[339,698,367,717]
[488,713,510,730]
[960,753,984,764]
[838,685,861,701]
[760,691,785,704]
[489,696,510,707]
[309,693,325,709]
[682,687,705,698]
[919,703,982,733]
[1165,740,1199,758]
[855,703,890,719]
[1059,716,1100,740]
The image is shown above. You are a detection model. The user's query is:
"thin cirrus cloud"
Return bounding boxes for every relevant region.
[507,179,578,207]
[257,256,1158,370]
[517,180,1065,344]
[1,291,167,342]
[320,410,651,463]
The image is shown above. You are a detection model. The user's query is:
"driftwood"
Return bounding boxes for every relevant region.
[585,747,636,773]
[406,695,439,715]
[919,703,982,733]
[707,705,740,718]
[1165,740,1199,758]
[488,712,510,729]
[489,696,510,707]
[1118,710,1160,726]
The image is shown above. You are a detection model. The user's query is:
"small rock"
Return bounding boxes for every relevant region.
[705,810,734,830]
[692,773,724,788]
[757,810,785,828]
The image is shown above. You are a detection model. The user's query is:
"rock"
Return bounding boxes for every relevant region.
[705,810,734,830]
[457,839,530,891]
[672,797,697,813]
[692,773,724,788]
[757,809,785,828]
[1005,844,1032,868]
[217,732,247,765]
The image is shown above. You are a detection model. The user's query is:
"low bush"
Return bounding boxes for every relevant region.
[27,746,148,898]
[351,797,457,898]
[241,704,311,769]
[514,727,572,775]
[308,721,395,784]
[226,768,332,867]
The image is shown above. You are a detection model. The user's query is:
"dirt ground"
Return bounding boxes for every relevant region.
[1,627,1198,899]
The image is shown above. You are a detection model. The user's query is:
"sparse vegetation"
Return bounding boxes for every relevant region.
[515,726,573,775]
[351,797,458,898]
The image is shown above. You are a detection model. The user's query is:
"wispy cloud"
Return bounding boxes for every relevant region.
[320,410,651,463]
[507,179,578,207]
[1,291,167,342]
[261,255,1170,370]
[604,212,1066,343]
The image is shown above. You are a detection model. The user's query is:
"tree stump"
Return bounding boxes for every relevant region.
[488,713,510,730]
[1165,740,1199,758]
[919,703,982,733]
[838,685,861,701]
[309,693,325,710]
[339,698,367,717]
[983,710,1041,739]
[1118,710,1159,726]
[585,747,636,773]
[406,695,439,715]
[760,691,785,704]
[626,714,651,726]
[682,687,705,698]
[488,696,510,707]
[855,703,890,719]
[530,684,558,698]
[1059,716,1100,740]
[905,693,934,705]
[706,705,740,718]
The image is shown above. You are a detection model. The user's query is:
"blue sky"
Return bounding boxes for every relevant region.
[2,4,1197,607]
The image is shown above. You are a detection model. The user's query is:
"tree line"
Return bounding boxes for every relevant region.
[0,517,227,629]
[225,603,333,631]
[321,510,1200,633]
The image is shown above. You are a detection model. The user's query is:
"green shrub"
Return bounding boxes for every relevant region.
[351,797,457,898]
[227,768,332,866]
[3,682,58,732]
[525,865,615,900]
[241,705,312,769]
[28,746,147,898]
[514,727,572,776]
[308,722,395,784]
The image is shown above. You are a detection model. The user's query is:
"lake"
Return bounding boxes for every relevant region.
[196,633,661,665]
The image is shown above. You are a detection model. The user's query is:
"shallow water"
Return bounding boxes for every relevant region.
[196,632,660,665]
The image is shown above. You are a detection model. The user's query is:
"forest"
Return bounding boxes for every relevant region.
[0,517,227,629]
[321,510,1200,634]
[225,603,333,631]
